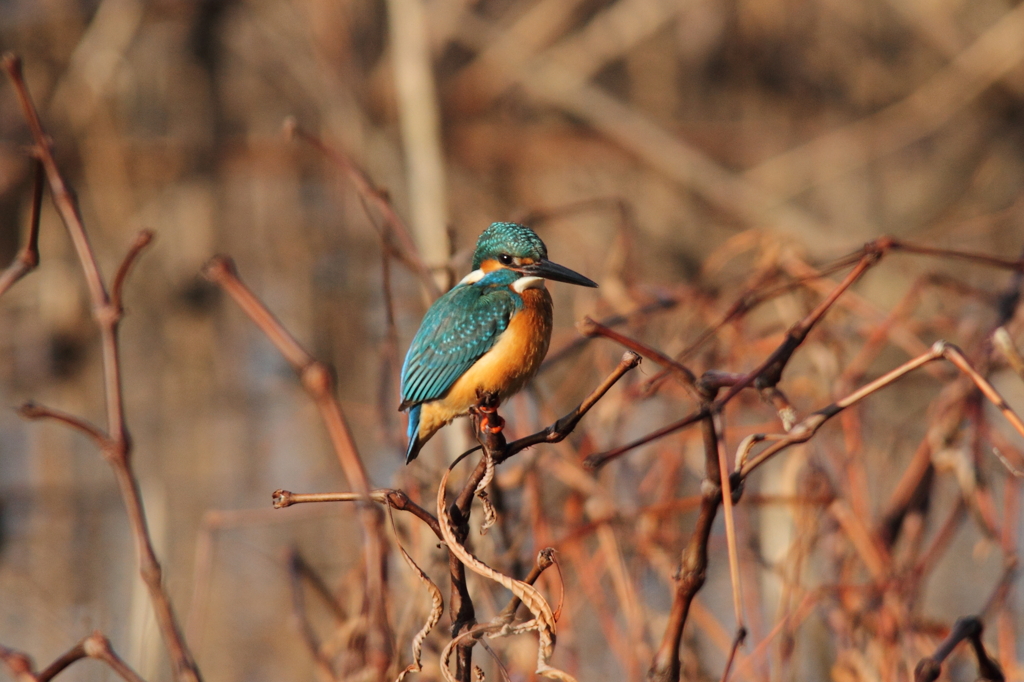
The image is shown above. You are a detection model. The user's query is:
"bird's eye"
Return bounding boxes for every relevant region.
[498,254,513,265]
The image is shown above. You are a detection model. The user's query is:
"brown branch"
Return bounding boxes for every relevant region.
[914,617,1004,682]
[648,391,720,682]
[111,230,154,313]
[714,248,882,407]
[505,350,642,459]
[3,52,200,682]
[0,159,43,298]
[888,238,1024,272]
[739,344,946,477]
[283,118,441,299]
[496,548,557,625]
[541,296,678,369]
[17,402,109,448]
[436,354,641,679]
[719,628,748,682]
[637,253,866,395]
[593,246,885,469]
[579,317,699,394]
[38,633,145,682]
[286,550,341,682]
[203,255,391,672]
[274,488,442,539]
[642,327,1024,680]
[0,645,38,682]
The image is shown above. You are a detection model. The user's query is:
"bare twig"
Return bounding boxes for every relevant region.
[203,255,391,672]
[284,119,441,299]
[648,390,720,682]
[273,488,441,539]
[286,550,341,682]
[505,350,642,459]
[17,401,109,448]
[0,633,146,682]
[111,230,154,312]
[579,317,698,394]
[914,617,1003,682]
[3,51,200,682]
[0,159,43,298]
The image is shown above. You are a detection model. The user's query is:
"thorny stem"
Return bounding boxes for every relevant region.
[3,52,200,682]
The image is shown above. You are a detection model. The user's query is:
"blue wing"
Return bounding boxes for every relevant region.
[400,271,523,409]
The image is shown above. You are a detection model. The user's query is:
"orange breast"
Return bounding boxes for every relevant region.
[417,286,553,439]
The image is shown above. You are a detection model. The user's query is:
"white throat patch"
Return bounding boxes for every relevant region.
[512,276,546,293]
[458,269,485,285]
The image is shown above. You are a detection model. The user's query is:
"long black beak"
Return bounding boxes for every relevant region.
[521,259,598,288]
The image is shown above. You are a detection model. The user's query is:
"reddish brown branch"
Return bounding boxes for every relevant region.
[579,317,699,394]
[638,253,867,395]
[0,633,145,682]
[3,52,200,682]
[541,296,678,369]
[203,255,391,672]
[593,245,884,468]
[888,238,1024,272]
[648,395,721,682]
[111,230,154,313]
[505,350,641,459]
[18,402,109,448]
[0,159,43,298]
[284,118,441,298]
[914,617,1003,682]
[274,488,441,539]
[286,550,342,682]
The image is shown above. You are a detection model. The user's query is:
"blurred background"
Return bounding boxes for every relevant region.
[2,0,1024,680]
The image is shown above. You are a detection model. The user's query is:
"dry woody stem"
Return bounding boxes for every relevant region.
[2,52,200,682]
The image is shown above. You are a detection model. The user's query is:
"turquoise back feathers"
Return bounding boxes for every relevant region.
[400,268,523,408]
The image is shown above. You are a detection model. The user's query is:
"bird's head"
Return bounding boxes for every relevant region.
[470,222,598,288]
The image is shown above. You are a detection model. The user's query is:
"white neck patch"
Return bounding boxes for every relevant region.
[458,269,485,285]
[512,276,546,293]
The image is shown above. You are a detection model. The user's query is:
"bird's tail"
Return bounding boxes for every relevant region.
[405,404,425,464]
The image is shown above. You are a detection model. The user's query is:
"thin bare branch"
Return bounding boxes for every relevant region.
[17,402,109,448]
[914,617,1003,682]
[285,550,340,682]
[283,119,441,299]
[204,255,391,672]
[111,230,154,312]
[505,350,641,459]
[0,160,43,298]
[3,52,200,682]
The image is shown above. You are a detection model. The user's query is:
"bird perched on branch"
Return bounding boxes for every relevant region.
[400,222,598,463]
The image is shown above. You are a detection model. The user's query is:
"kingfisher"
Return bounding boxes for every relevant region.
[399,222,598,463]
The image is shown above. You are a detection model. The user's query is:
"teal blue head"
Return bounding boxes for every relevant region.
[470,222,598,288]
